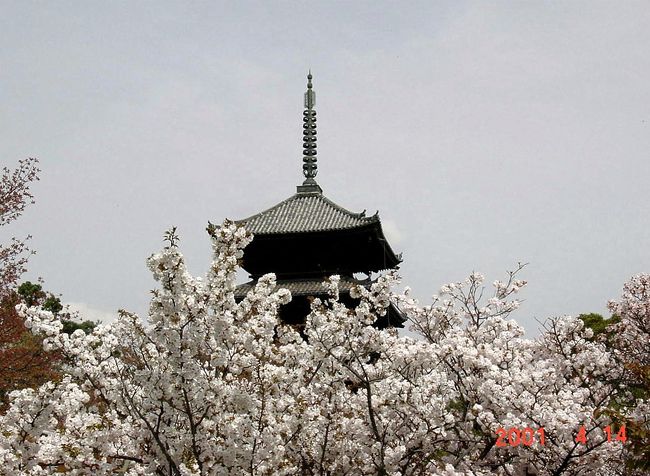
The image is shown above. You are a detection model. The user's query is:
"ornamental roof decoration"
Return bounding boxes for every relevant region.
[298,70,321,195]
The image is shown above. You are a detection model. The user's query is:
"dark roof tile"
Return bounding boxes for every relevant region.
[234,192,378,234]
[235,276,367,299]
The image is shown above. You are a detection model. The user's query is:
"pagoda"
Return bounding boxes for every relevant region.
[233,73,403,328]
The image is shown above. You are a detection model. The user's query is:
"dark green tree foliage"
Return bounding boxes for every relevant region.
[61,319,97,335]
[17,281,96,335]
[579,312,621,342]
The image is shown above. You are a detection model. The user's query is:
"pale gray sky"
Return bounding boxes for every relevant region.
[2,1,649,334]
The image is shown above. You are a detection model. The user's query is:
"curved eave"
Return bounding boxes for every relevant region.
[234,280,406,329]
[371,221,402,270]
[234,276,368,300]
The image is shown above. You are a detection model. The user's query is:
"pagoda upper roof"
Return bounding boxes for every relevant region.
[235,190,380,235]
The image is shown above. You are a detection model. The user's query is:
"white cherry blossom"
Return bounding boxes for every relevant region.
[0,223,639,475]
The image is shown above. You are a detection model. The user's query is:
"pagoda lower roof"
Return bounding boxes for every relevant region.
[234,276,406,328]
[235,191,379,235]
[234,276,367,300]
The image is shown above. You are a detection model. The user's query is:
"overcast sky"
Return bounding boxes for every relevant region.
[2,1,648,335]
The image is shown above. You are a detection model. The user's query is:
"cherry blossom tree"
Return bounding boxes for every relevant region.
[0,221,638,475]
[0,290,61,412]
[605,274,650,473]
[0,158,40,299]
[0,158,57,411]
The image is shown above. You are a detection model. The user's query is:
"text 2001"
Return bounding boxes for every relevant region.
[495,427,545,447]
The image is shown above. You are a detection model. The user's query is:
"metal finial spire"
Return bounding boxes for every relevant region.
[302,71,317,181]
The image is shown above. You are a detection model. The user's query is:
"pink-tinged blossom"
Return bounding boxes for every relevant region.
[0,158,40,298]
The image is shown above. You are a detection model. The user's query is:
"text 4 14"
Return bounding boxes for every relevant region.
[496,426,627,447]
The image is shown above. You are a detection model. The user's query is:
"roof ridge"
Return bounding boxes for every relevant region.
[317,194,377,221]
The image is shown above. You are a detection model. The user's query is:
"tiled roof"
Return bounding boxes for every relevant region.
[235,192,378,234]
[235,276,368,299]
